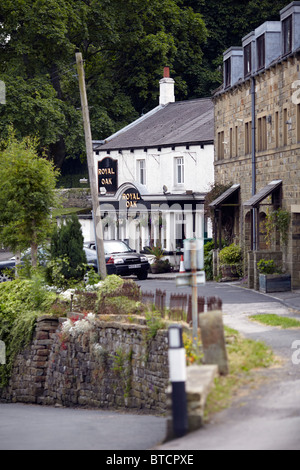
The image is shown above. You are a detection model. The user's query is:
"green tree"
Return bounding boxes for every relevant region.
[0,0,207,168]
[0,134,60,266]
[49,214,87,281]
[184,0,288,96]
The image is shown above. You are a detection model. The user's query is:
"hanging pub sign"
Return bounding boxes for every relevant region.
[122,188,143,209]
[98,157,118,193]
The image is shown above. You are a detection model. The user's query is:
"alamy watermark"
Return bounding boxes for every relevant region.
[0,80,5,105]
[291,340,300,365]
[0,340,6,365]
[292,80,300,105]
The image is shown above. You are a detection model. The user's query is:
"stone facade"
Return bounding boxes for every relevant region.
[213,3,300,288]
[214,58,300,206]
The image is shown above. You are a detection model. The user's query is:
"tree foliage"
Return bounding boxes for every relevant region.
[0,0,289,168]
[0,133,60,263]
[185,0,288,96]
[49,214,87,281]
[0,0,207,168]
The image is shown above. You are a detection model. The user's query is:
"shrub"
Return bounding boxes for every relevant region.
[219,243,242,265]
[0,278,56,387]
[147,244,165,261]
[204,240,214,280]
[257,259,281,275]
[47,214,87,284]
[96,275,141,314]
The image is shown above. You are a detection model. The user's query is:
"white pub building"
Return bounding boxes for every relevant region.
[92,68,214,256]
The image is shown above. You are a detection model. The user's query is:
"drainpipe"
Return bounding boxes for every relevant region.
[251,76,257,251]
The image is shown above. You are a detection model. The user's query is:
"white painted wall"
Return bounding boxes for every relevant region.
[95,144,214,195]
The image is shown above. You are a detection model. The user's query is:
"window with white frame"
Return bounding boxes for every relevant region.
[137,159,146,185]
[174,157,184,185]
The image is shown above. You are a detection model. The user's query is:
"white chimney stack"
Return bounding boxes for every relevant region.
[159,67,175,105]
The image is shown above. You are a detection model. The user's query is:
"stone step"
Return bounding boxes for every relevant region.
[165,364,218,440]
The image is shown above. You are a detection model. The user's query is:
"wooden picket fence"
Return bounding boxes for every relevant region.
[141,289,222,323]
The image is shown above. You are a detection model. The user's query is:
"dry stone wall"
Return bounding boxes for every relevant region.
[0,315,169,414]
[0,316,59,403]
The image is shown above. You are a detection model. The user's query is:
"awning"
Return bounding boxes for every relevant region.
[243,180,282,208]
[209,183,240,209]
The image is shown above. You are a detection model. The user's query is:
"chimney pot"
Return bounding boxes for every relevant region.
[159,67,175,105]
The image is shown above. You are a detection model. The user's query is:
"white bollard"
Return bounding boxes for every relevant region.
[168,325,188,437]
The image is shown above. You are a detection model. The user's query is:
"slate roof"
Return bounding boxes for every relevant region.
[93,98,214,151]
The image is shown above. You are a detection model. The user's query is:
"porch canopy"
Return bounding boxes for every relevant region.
[209,183,240,209]
[209,183,240,248]
[243,180,282,209]
[243,180,282,250]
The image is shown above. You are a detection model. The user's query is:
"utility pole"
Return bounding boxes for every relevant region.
[190,240,198,348]
[75,52,107,279]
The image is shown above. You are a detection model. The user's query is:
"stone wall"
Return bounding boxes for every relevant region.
[0,316,59,403]
[43,318,169,412]
[57,188,91,209]
[0,315,169,414]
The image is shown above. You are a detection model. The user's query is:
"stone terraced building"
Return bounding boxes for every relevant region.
[211,1,300,289]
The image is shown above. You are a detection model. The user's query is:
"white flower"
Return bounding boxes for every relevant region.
[60,289,76,301]
[86,312,96,324]
[84,281,104,292]
[61,319,73,334]
[61,313,97,338]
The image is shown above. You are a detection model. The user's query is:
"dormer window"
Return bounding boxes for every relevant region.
[257,34,265,70]
[224,57,231,88]
[282,15,292,55]
[244,43,252,77]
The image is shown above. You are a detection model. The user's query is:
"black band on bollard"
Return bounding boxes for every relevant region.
[171,382,188,437]
[168,325,188,438]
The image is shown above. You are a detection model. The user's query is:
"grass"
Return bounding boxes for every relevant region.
[204,326,275,419]
[249,313,300,329]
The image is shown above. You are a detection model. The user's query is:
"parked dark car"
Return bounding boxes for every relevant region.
[0,248,50,282]
[0,256,16,282]
[84,240,150,280]
[0,241,150,283]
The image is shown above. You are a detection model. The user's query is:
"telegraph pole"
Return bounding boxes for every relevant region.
[75,52,107,279]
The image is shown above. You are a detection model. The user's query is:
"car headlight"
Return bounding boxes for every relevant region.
[140,256,148,262]
[113,258,125,264]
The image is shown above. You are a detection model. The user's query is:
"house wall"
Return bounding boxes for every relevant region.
[91,144,214,253]
[214,53,300,287]
[95,144,214,195]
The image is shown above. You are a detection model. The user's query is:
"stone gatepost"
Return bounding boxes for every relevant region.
[199,310,228,375]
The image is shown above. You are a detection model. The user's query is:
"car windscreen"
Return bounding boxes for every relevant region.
[104,241,133,254]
